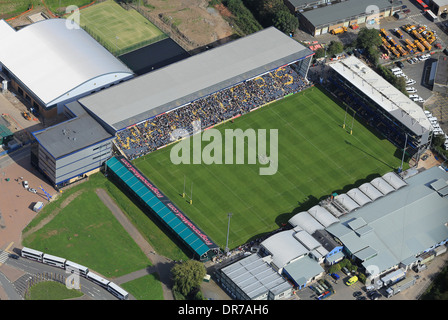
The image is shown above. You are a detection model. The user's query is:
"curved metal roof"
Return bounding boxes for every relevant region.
[347,187,372,207]
[370,177,395,195]
[0,19,132,106]
[307,205,339,228]
[359,182,384,201]
[288,211,324,234]
[334,194,360,212]
[261,230,309,270]
[382,172,407,190]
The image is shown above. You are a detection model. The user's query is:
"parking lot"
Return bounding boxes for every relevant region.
[293,250,448,301]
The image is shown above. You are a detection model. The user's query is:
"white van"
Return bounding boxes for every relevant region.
[390,67,401,73]
[409,94,419,99]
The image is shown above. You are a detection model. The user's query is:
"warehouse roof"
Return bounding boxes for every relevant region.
[78,27,314,132]
[300,0,392,27]
[220,254,292,299]
[0,19,132,107]
[283,255,324,287]
[326,167,448,274]
[329,56,433,135]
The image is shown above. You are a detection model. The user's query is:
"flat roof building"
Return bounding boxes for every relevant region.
[217,254,293,300]
[296,0,395,36]
[31,101,114,187]
[326,166,448,282]
[0,19,133,118]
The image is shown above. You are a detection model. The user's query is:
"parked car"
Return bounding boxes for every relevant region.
[346,276,358,286]
[368,291,382,300]
[28,188,37,194]
[342,267,351,276]
[403,9,411,14]
[396,61,405,68]
[23,181,29,189]
[407,88,417,93]
[331,273,340,280]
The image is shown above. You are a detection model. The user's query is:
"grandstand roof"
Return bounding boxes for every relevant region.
[0,19,132,107]
[79,27,314,132]
[328,56,433,135]
[105,156,219,260]
[326,167,448,273]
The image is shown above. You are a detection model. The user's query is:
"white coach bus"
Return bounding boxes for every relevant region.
[21,247,44,262]
[42,253,66,268]
[107,282,129,300]
[65,260,89,277]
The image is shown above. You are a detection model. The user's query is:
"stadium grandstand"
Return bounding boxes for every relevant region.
[324,56,433,160]
[105,156,220,261]
[0,19,133,118]
[77,27,314,159]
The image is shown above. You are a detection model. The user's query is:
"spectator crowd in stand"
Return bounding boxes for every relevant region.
[116,64,311,159]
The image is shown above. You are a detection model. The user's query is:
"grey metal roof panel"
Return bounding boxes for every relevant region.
[301,0,392,27]
[32,101,113,159]
[430,178,448,191]
[79,27,313,132]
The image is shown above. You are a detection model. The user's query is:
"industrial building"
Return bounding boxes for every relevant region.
[216,253,293,300]
[216,166,448,297]
[0,19,133,118]
[293,0,395,36]
[31,101,114,188]
[429,0,448,15]
[326,55,433,159]
[326,166,448,283]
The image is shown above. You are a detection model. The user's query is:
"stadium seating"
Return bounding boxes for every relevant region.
[116,65,311,159]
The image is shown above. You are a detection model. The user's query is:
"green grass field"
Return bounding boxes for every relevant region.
[23,190,151,278]
[76,0,167,56]
[133,87,406,250]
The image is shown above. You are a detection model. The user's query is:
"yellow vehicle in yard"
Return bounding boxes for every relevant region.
[346,276,358,286]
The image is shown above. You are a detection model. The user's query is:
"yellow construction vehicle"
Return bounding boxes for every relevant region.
[331,26,348,35]
[397,45,408,56]
[414,40,425,52]
[421,39,432,51]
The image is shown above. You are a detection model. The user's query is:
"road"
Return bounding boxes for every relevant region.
[0,250,116,300]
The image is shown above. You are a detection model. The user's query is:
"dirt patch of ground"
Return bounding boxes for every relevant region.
[141,0,235,50]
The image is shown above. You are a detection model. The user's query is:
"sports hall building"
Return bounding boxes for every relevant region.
[0,19,133,118]
[325,56,433,159]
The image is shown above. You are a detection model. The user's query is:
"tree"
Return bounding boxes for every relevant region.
[273,10,299,33]
[171,260,206,298]
[356,27,382,50]
[327,41,344,57]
